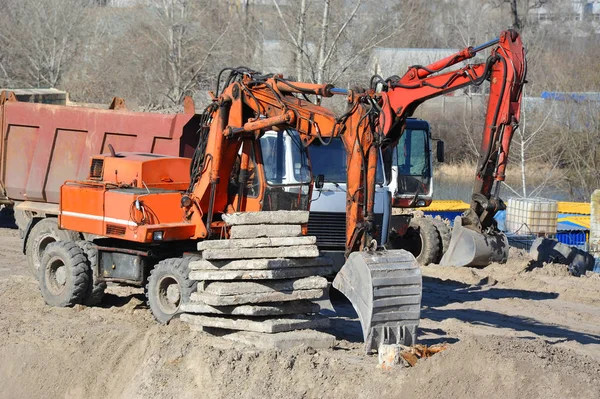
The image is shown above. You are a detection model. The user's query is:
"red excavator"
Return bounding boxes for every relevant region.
[40,30,525,351]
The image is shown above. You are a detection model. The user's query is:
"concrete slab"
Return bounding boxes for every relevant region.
[189,265,336,281]
[222,330,336,350]
[222,211,309,226]
[198,236,316,251]
[202,245,319,260]
[189,256,332,271]
[200,276,329,295]
[190,288,326,306]
[230,224,302,239]
[180,300,319,316]
[180,313,329,333]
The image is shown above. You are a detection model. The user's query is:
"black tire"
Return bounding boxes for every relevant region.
[431,218,451,263]
[146,257,199,324]
[38,241,90,307]
[75,240,107,306]
[386,217,440,265]
[26,218,81,279]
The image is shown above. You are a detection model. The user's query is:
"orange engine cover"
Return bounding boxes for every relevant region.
[60,184,196,243]
[88,153,192,191]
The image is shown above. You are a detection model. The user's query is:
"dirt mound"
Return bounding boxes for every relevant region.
[1,227,600,398]
[402,335,600,399]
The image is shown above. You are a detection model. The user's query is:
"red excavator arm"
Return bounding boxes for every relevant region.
[374,30,527,266]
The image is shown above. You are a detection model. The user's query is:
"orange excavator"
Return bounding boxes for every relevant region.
[41,30,525,350]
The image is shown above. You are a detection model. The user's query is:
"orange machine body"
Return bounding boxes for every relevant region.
[60,153,196,243]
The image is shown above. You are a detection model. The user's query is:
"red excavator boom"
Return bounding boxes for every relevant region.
[372,30,526,266]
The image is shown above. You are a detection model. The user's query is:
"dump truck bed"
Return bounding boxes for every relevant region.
[0,99,199,204]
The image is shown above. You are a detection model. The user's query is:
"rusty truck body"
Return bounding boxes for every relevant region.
[0,91,200,274]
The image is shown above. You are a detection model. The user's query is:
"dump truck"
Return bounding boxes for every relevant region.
[0,91,201,275]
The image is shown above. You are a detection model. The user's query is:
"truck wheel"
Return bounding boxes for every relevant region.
[14,209,30,233]
[146,257,198,324]
[75,240,107,306]
[38,241,90,307]
[26,218,81,279]
[386,218,440,265]
[431,218,451,263]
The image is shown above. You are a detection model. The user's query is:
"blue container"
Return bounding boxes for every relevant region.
[423,211,463,224]
[555,231,588,249]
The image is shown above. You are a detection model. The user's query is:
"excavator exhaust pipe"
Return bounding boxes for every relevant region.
[332,249,422,353]
[439,216,509,267]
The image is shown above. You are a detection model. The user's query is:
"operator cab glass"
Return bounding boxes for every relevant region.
[259,129,311,211]
[310,137,385,185]
[396,128,431,195]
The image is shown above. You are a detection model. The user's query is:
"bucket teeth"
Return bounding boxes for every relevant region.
[332,249,422,353]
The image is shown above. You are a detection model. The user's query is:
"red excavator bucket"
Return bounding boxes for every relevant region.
[332,249,422,353]
[439,216,509,267]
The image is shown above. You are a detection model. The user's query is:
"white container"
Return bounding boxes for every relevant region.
[505,197,558,235]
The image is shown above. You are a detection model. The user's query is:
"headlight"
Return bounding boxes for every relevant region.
[416,199,426,207]
[153,231,164,241]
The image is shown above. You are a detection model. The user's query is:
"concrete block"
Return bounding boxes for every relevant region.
[180,300,319,316]
[222,330,335,350]
[198,236,316,251]
[191,288,326,306]
[202,245,319,260]
[180,313,329,333]
[200,276,328,295]
[222,211,309,226]
[230,224,302,239]
[189,265,335,281]
[189,256,332,271]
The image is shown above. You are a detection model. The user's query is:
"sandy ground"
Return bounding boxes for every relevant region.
[1,224,600,398]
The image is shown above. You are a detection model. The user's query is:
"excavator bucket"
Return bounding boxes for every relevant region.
[332,249,422,353]
[439,216,509,267]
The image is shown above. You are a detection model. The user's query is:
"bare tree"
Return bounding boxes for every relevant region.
[272,0,422,84]
[136,0,236,104]
[0,0,90,88]
[492,0,551,30]
[558,100,600,200]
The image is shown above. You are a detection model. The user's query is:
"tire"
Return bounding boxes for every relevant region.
[38,241,90,307]
[386,217,440,265]
[431,218,451,263]
[26,218,81,279]
[75,240,107,306]
[146,257,199,324]
[14,209,30,233]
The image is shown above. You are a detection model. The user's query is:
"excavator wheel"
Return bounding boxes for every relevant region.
[38,241,90,307]
[75,240,107,306]
[386,217,440,265]
[26,218,81,279]
[431,218,451,263]
[333,249,422,353]
[146,257,199,324]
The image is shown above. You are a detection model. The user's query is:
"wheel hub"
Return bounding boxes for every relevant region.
[47,257,67,296]
[157,275,181,315]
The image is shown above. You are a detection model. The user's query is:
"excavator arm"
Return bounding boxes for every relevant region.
[374,30,527,266]
[185,69,381,255]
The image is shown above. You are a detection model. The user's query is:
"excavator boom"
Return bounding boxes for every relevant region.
[368,30,526,266]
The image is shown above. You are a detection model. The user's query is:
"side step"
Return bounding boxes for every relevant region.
[332,249,422,353]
